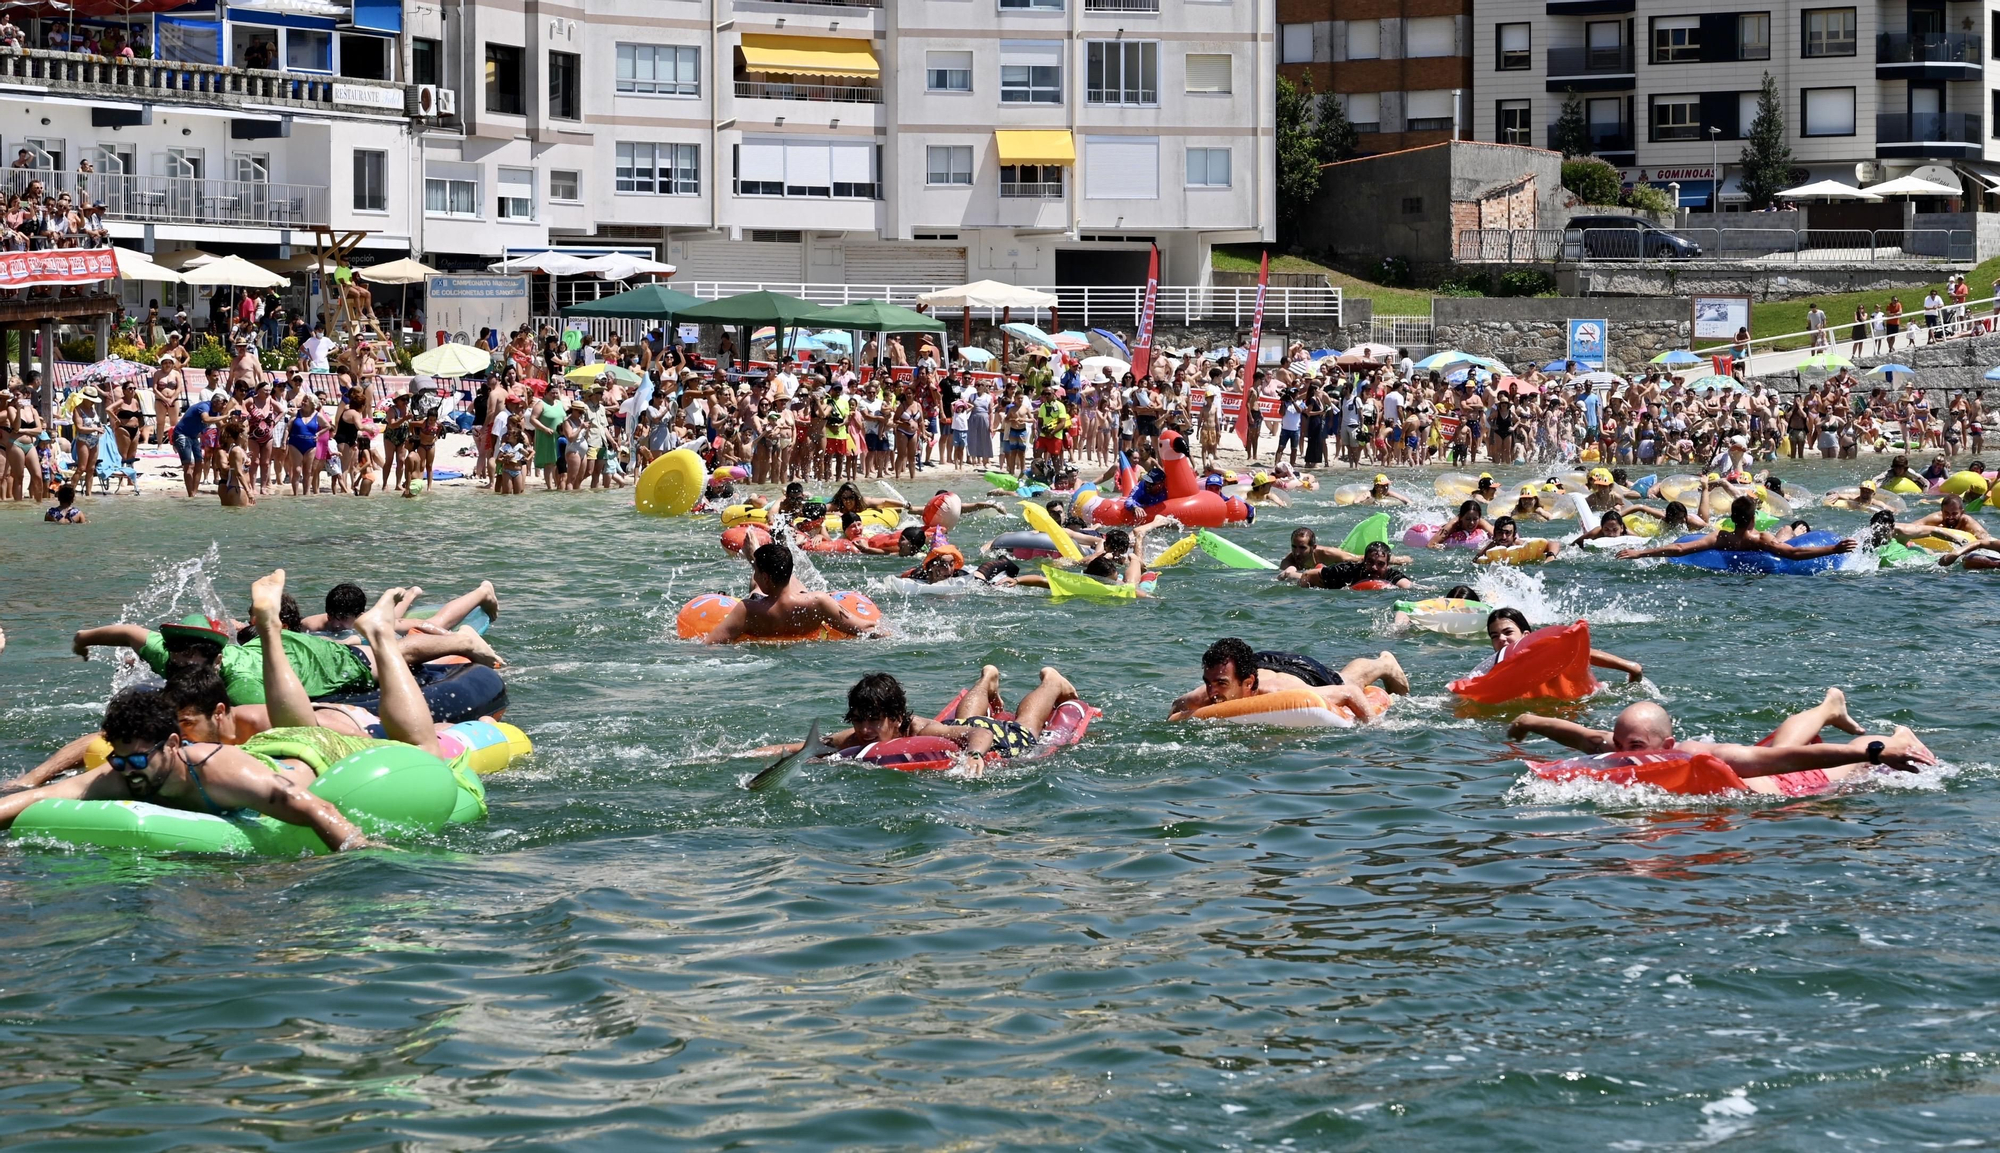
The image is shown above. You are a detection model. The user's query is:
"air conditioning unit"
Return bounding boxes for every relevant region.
[436,88,457,116]
[414,84,440,117]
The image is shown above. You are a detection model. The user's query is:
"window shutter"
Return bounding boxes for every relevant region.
[785,141,832,187]
[830,141,874,184]
[739,140,785,182]
[1085,136,1158,199]
[1185,53,1230,93]
[1405,90,1454,120]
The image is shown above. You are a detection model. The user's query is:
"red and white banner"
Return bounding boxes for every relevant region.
[1234,250,1269,445]
[0,247,116,287]
[1218,392,1282,424]
[1130,244,1159,380]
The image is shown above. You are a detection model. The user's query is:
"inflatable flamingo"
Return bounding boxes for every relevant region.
[1090,430,1252,528]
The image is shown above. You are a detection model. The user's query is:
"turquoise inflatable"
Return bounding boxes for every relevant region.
[13,743,482,855]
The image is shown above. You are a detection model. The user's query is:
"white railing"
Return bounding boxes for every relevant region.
[999,182,1064,199]
[0,46,413,115]
[1370,315,1434,356]
[6,166,323,229]
[1457,226,1977,264]
[1698,290,2000,380]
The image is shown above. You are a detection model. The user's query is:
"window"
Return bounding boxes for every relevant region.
[352,149,386,211]
[1087,41,1157,105]
[1000,0,1062,9]
[411,37,440,86]
[1585,21,1624,68]
[1000,41,1062,104]
[1497,23,1530,70]
[1185,53,1231,94]
[1738,91,1761,137]
[1497,100,1531,144]
[1084,135,1158,199]
[549,51,580,119]
[485,43,523,114]
[1346,92,1380,132]
[1738,13,1770,60]
[1406,17,1454,58]
[1401,197,1423,215]
[1651,94,1701,140]
[494,167,534,219]
[616,142,700,194]
[1347,19,1380,60]
[927,144,973,185]
[1802,86,1855,135]
[424,173,480,216]
[287,29,331,71]
[735,140,876,198]
[1280,23,1313,64]
[1651,16,1699,63]
[550,170,580,201]
[1803,8,1857,57]
[1406,90,1455,131]
[927,50,972,91]
[340,34,389,80]
[1000,164,1063,198]
[1185,147,1230,187]
[618,44,700,96]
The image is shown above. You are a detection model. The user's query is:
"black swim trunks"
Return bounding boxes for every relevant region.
[1254,650,1341,686]
[964,716,1038,757]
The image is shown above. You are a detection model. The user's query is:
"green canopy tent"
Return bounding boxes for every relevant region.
[675,290,842,366]
[559,283,705,320]
[809,300,949,366]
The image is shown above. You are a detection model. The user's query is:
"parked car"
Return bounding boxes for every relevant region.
[1562,214,1703,260]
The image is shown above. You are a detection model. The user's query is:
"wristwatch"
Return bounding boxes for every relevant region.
[1865,740,1885,765]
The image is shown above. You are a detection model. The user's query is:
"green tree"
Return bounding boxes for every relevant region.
[1318,91,1359,163]
[1738,72,1793,209]
[1551,90,1589,157]
[1276,75,1327,242]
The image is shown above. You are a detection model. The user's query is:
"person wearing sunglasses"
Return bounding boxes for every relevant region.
[0,576,458,851]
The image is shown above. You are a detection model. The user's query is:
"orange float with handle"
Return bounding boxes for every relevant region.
[1530,729,1840,797]
[1188,685,1390,728]
[674,591,881,642]
[1449,620,1600,704]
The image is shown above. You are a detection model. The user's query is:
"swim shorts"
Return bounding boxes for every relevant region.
[173,431,201,466]
[1254,650,1341,687]
[964,716,1038,758]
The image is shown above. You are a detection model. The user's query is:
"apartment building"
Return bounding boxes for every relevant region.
[418,0,1276,288]
[1276,0,1473,155]
[1473,0,1991,209]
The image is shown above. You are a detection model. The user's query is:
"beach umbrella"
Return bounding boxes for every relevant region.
[565,363,640,385]
[1052,330,1094,354]
[76,356,150,384]
[180,255,288,288]
[1345,342,1399,360]
[1867,363,1917,376]
[1089,329,1129,356]
[357,258,438,285]
[1686,374,1742,393]
[1541,359,1576,372]
[561,283,704,321]
[1985,365,2000,380]
[808,301,946,333]
[1494,375,1540,394]
[917,280,1059,310]
[411,342,493,378]
[809,330,854,351]
[1651,349,1704,366]
[957,347,995,364]
[1000,321,1058,349]
[157,249,220,271]
[1796,351,1855,370]
[112,248,183,283]
[489,251,595,275]
[1079,356,1130,381]
[1862,176,1961,198]
[1774,179,1882,201]
[584,254,676,281]
[1575,371,1625,387]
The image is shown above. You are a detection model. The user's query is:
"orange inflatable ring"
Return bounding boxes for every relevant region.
[800,537,859,554]
[1449,620,1599,704]
[674,591,882,642]
[1189,685,1390,728]
[721,524,773,556]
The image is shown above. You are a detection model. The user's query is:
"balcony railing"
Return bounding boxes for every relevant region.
[1546,124,1634,152]
[5,166,325,228]
[734,79,882,103]
[1000,181,1064,199]
[1085,0,1161,11]
[1878,111,1981,143]
[0,46,413,116]
[1546,44,1634,75]
[1877,31,1983,64]
[740,0,882,7]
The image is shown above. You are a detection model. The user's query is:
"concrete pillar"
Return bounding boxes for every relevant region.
[36,318,53,425]
[94,314,110,361]
[16,323,28,393]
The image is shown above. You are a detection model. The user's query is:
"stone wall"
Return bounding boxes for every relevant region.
[1560,263,1958,300]
[1432,297,1688,375]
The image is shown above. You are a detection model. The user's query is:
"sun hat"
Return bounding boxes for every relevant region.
[159,612,235,647]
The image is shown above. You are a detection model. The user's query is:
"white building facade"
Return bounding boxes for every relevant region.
[1471,0,1991,206]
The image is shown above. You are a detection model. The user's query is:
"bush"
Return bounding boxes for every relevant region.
[1561,158,1621,205]
[1434,269,1489,297]
[108,338,157,365]
[1620,183,1675,214]
[1497,269,1558,297]
[1373,256,1411,287]
[185,335,228,371]
[59,336,97,362]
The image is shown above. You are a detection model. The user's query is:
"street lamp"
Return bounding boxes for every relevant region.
[1709,126,1722,212]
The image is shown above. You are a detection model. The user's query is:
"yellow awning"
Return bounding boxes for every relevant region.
[738,34,879,78]
[995,130,1076,166]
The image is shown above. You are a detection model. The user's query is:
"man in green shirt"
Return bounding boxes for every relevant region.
[72,607,502,706]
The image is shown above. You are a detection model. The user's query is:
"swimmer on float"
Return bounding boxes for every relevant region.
[1934,531,2000,569]
[1614,498,1706,537]
[1276,527,1412,576]
[1390,585,1481,631]
[1430,500,1494,549]
[1581,467,1646,513]
[1473,516,1559,561]
[1507,692,1936,783]
[1470,474,1501,505]
[300,580,500,639]
[1009,523,1162,597]
[1167,637,1409,722]
[1825,479,1901,514]
[1359,474,1413,506]
[1874,454,1922,491]
[1473,607,1642,684]
[1894,492,1989,542]
[1504,485,1556,522]
[0,577,457,850]
[1572,510,1634,544]
[899,543,1020,587]
[1286,541,1413,589]
[854,525,932,557]
[1614,495,1856,562]
[830,481,907,516]
[1245,473,1290,507]
[757,665,1084,761]
[704,543,884,643]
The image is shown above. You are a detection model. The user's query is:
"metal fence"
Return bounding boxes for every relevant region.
[5,165,323,229]
[1456,227,1976,264]
[1370,315,1434,356]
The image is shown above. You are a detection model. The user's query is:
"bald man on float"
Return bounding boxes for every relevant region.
[1508,690,1936,790]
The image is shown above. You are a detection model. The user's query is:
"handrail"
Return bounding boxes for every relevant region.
[1456,227,1976,264]
[0,46,414,114]
[1691,290,2000,378]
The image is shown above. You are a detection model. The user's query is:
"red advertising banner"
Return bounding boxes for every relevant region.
[1233,251,1268,445]
[0,248,116,287]
[1130,244,1159,380]
[1218,393,1282,423]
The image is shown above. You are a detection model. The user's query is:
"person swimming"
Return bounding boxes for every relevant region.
[1468,607,1642,683]
[1474,516,1559,561]
[1167,637,1409,722]
[1615,495,1856,562]
[1432,500,1493,548]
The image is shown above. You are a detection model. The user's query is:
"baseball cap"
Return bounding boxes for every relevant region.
[159,612,235,647]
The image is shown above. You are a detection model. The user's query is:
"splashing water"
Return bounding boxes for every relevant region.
[104,544,225,693]
[1474,564,1658,626]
